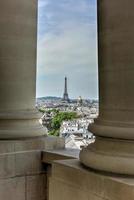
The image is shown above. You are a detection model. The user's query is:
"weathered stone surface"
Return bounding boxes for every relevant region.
[26,174,47,200]
[15,137,46,151]
[42,136,65,150]
[0,177,25,200]
[80,0,134,175]
[0,141,15,153]
[88,194,105,200]
[0,153,15,178]
[0,136,64,154]
[15,151,42,176]
[49,178,89,200]
[42,148,79,164]
[49,159,134,200]
[0,0,45,139]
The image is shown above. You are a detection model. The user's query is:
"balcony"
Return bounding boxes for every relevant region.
[0,0,134,200]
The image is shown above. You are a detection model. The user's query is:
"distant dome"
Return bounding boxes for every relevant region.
[77,96,83,105]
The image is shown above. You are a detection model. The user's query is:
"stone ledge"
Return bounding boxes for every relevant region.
[26,174,47,200]
[0,174,47,200]
[49,159,134,200]
[0,136,65,154]
[0,176,25,200]
[0,136,65,179]
[42,148,79,164]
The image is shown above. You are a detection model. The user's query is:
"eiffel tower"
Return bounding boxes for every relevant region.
[63,76,69,102]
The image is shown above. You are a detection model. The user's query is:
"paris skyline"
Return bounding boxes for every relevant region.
[36,0,98,100]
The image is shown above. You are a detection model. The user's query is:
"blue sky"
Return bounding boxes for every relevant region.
[36,0,98,99]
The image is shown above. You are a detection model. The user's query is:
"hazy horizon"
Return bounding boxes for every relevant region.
[37,95,98,100]
[36,0,98,99]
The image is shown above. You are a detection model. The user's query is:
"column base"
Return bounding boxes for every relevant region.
[80,136,134,175]
[49,159,134,200]
[0,109,46,139]
[90,119,134,139]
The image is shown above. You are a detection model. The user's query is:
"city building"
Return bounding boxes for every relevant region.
[60,119,95,149]
[60,119,92,137]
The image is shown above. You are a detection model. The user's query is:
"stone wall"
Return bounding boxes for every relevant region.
[0,136,64,200]
[49,159,134,200]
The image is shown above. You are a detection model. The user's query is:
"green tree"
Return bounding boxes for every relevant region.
[48,112,78,136]
[38,108,46,113]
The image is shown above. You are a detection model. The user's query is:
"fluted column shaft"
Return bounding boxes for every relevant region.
[80,0,134,175]
[0,0,45,138]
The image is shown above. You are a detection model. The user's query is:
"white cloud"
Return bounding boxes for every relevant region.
[37,22,97,74]
[38,0,49,8]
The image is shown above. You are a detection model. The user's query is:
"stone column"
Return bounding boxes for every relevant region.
[80,0,134,175]
[0,0,46,138]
